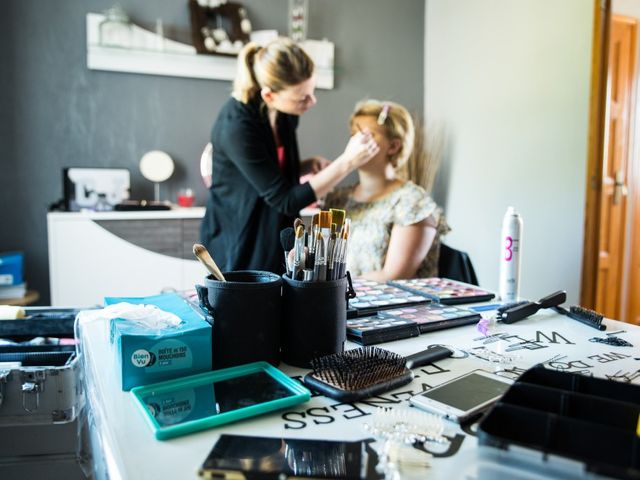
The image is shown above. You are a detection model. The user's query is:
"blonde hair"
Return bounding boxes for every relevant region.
[350,99,443,193]
[232,38,315,104]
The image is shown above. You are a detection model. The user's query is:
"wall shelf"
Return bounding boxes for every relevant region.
[86,13,334,89]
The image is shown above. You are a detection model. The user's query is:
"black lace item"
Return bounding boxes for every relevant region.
[589,336,634,347]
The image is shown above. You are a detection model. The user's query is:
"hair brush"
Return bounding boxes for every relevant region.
[497,290,566,324]
[303,345,453,402]
[553,305,606,331]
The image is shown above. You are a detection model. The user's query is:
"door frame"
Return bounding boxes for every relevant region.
[581,0,611,309]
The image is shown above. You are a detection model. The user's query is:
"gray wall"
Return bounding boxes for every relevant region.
[0,0,425,304]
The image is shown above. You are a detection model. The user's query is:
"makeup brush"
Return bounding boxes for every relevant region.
[313,230,326,281]
[293,217,304,232]
[192,244,226,282]
[293,225,305,280]
[553,305,606,331]
[329,208,345,233]
[337,218,351,278]
[303,345,453,402]
[497,290,566,324]
[327,231,337,280]
[280,227,295,275]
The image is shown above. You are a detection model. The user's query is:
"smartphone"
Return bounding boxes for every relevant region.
[198,434,368,479]
[409,370,513,422]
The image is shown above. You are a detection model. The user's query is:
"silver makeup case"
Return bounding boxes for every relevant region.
[0,345,84,425]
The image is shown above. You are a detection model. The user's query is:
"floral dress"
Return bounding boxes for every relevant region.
[325,181,449,278]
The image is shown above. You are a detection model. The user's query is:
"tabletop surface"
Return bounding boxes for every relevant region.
[78,306,640,480]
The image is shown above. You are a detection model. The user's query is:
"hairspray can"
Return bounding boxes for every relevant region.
[498,207,523,302]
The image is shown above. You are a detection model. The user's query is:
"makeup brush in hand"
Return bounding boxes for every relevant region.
[192,244,226,282]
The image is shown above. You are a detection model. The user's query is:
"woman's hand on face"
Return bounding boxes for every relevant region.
[343,131,380,168]
[301,156,331,175]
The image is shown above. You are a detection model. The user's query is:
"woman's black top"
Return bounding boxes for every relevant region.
[200,96,316,274]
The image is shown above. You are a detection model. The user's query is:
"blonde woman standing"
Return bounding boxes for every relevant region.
[200,38,379,273]
[325,100,449,280]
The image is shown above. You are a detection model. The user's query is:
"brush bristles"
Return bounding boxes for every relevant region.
[319,211,333,230]
[329,208,345,230]
[570,305,603,325]
[309,347,408,391]
[280,227,295,251]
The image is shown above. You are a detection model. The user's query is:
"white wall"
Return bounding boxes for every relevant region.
[425,0,594,304]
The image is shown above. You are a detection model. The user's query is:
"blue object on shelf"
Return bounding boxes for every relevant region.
[0,252,24,286]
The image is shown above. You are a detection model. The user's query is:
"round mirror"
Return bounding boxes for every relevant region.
[139,150,174,183]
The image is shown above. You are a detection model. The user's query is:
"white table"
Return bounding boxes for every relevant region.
[78,308,640,480]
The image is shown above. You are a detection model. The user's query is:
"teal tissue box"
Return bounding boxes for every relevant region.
[106,293,212,391]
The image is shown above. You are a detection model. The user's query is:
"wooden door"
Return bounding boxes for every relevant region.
[595,16,636,320]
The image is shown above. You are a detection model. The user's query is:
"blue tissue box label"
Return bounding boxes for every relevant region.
[130,339,192,370]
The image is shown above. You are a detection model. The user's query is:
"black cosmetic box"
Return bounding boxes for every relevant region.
[477,365,640,479]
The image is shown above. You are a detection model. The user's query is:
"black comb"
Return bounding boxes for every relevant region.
[497,291,567,324]
[303,345,453,402]
[553,305,606,331]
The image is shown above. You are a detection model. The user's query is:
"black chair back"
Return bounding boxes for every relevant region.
[437,243,479,286]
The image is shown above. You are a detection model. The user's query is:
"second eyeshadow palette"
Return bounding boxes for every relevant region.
[377,304,481,333]
[347,303,482,345]
[388,278,495,305]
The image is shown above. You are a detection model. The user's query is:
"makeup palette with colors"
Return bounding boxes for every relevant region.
[347,279,431,318]
[389,278,495,305]
[346,315,420,345]
[377,303,481,333]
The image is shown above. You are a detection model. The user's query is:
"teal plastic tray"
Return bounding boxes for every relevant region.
[130,361,310,440]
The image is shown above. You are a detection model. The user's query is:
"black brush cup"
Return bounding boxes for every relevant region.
[197,271,282,369]
[281,275,348,368]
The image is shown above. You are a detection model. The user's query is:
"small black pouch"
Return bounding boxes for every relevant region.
[196,270,282,369]
[281,274,356,368]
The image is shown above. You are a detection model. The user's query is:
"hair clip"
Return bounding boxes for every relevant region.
[377,103,390,125]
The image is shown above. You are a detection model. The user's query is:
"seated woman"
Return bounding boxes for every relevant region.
[324,100,449,281]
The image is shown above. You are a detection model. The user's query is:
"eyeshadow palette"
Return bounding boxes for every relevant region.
[346,315,420,346]
[347,279,431,318]
[389,278,495,305]
[377,303,482,333]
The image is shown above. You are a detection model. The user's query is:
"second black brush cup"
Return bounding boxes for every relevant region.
[196,270,282,369]
[281,275,349,368]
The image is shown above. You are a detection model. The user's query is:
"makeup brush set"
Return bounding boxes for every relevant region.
[280,209,350,282]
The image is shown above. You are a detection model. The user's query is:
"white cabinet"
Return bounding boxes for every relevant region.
[47,209,206,306]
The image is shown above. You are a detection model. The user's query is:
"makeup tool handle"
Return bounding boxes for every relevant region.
[405,346,453,369]
[500,290,567,324]
[192,244,226,282]
[538,290,566,308]
[313,264,327,282]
